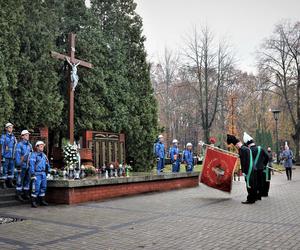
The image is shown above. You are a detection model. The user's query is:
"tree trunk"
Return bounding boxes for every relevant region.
[292,130,300,162]
[204,127,210,144]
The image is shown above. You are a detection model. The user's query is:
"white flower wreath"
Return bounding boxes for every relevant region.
[63,143,79,167]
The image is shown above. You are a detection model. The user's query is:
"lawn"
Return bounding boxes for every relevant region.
[150,164,202,174]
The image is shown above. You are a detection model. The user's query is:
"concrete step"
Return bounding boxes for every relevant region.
[0,199,29,208]
[0,193,17,201]
[0,188,16,195]
[0,188,30,207]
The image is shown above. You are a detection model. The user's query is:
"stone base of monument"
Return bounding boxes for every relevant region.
[46,172,199,205]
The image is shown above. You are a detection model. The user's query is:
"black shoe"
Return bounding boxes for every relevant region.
[16,192,25,202]
[6,179,15,188]
[241,201,255,204]
[0,181,7,189]
[23,190,30,200]
[39,197,48,206]
[31,197,38,208]
[256,197,262,200]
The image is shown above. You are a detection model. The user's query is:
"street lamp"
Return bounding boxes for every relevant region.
[270,109,281,163]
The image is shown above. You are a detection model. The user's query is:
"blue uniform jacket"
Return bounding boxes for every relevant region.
[15,140,33,167]
[155,142,165,159]
[183,150,193,165]
[0,132,17,158]
[29,152,50,175]
[170,146,179,162]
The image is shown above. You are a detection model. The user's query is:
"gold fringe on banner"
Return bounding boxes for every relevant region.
[201,143,239,157]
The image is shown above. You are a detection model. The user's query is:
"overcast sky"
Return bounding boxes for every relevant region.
[134,0,300,73]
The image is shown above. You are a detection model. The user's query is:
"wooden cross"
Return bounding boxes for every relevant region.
[51,33,93,144]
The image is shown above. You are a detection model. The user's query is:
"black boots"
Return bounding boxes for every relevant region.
[23,190,30,200]
[39,197,48,206]
[31,197,48,207]
[31,197,38,208]
[16,191,25,202]
[241,200,255,204]
[6,179,15,188]
[16,190,30,202]
[0,180,7,189]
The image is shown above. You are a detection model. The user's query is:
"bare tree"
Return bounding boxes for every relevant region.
[183,26,235,143]
[151,48,180,146]
[258,21,300,160]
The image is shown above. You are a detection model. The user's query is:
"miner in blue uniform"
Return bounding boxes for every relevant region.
[155,135,165,175]
[0,122,17,188]
[29,141,50,208]
[15,130,33,201]
[183,143,194,172]
[170,139,180,172]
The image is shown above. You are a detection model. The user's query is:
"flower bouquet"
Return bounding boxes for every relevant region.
[63,143,80,179]
[83,165,96,177]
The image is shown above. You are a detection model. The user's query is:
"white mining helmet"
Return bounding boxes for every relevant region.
[5,122,13,128]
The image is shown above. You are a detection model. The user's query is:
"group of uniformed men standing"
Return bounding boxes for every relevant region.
[0,122,50,208]
[155,135,195,175]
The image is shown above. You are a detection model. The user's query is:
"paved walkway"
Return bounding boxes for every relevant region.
[0,169,299,250]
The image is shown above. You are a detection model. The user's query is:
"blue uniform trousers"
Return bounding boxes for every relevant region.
[172,161,180,172]
[16,167,30,191]
[31,172,47,197]
[1,158,15,180]
[157,158,165,174]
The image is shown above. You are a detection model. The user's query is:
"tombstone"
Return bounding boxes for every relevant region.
[81,131,126,168]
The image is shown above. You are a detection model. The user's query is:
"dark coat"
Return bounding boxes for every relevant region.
[249,145,269,170]
[239,145,269,174]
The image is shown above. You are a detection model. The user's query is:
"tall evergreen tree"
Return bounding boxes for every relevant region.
[11,0,64,129]
[0,0,24,128]
[91,0,158,170]
[255,129,273,150]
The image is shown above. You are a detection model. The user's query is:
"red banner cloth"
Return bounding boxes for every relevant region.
[200,146,239,193]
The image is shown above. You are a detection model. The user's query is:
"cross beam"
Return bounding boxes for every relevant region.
[50,51,93,68]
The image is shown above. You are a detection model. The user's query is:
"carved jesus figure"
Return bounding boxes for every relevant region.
[66,58,80,91]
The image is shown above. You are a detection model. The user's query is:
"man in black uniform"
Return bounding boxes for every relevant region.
[227,133,269,204]
[261,147,273,196]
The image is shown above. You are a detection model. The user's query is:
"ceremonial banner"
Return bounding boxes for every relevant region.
[200,146,239,193]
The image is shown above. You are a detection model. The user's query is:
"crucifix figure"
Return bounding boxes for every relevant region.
[66,58,80,91]
[51,33,93,144]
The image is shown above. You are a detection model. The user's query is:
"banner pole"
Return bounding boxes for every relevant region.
[199,142,239,157]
